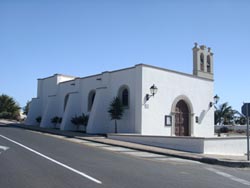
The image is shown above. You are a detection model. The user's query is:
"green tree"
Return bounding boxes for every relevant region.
[108,97,124,133]
[215,102,235,125]
[0,94,20,120]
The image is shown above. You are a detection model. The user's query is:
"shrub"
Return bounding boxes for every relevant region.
[71,113,89,131]
[236,129,245,134]
[0,111,12,119]
[36,116,42,124]
[220,126,229,133]
[51,116,62,128]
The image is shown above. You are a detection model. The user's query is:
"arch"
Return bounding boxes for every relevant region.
[88,90,96,111]
[171,95,193,114]
[171,95,194,136]
[200,53,204,71]
[207,55,211,73]
[118,85,129,108]
[64,94,69,112]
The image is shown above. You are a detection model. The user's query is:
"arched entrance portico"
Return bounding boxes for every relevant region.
[171,96,194,136]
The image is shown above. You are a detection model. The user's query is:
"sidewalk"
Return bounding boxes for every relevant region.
[1,121,250,168]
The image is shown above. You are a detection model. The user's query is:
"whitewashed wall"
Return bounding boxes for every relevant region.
[40,96,58,128]
[108,134,248,155]
[87,87,110,133]
[25,98,42,126]
[84,66,142,134]
[26,64,214,137]
[60,93,81,130]
[29,66,142,133]
[25,74,75,127]
[140,65,214,137]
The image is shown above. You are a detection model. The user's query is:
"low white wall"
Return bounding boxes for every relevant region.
[108,134,205,153]
[108,134,248,156]
[204,137,247,156]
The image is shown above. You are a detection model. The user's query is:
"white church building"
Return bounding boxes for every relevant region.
[26,43,215,137]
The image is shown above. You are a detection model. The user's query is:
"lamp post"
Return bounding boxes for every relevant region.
[146,84,158,101]
[209,94,220,108]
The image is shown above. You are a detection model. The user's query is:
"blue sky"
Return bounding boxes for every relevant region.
[0,0,249,111]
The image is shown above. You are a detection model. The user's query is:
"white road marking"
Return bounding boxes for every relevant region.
[83,142,109,147]
[124,151,166,158]
[102,146,134,152]
[0,134,102,184]
[155,157,201,164]
[93,144,200,164]
[0,145,9,151]
[205,167,250,186]
[0,145,9,154]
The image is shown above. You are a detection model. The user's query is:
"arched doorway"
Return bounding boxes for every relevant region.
[175,100,190,136]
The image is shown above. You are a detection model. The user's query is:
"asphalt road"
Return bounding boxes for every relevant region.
[0,125,250,188]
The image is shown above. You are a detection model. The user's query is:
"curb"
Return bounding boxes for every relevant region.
[200,157,250,168]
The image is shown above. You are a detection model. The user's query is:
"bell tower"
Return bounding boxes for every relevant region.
[193,42,214,80]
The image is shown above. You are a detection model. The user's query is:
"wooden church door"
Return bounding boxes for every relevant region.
[175,100,189,136]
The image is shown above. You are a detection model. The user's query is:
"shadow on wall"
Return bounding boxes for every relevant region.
[198,104,213,124]
[198,110,206,124]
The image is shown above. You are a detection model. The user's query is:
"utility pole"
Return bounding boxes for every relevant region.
[247,104,249,161]
[242,103,250,161]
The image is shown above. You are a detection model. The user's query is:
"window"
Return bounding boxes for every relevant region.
[64,94,69,111]
[207,55,211,73]
[88,90,96,111]
[200,53,204,71]
[118,86,129,108]
[122,89,129,106]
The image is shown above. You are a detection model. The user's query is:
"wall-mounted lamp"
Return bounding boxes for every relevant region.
[209,94,219,108]
[146,84,158,101]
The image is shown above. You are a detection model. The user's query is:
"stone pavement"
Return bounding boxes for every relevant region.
[1,120,250,168]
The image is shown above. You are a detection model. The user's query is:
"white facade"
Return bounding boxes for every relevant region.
[26,43,215,137]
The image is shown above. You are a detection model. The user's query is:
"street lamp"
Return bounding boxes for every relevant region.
[146,84,158,101]
[209,94,220,108]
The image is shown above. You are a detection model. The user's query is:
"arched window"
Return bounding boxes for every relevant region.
[64,94,69,112]
[200,53,204,71]
[207,55,211,73]
[122,89,129,106]
[88,90,96,111]
[118,86,129,108]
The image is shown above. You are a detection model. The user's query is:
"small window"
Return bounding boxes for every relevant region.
[200,53,204,71]
[64,94,69,111]
[88,90,96,111]
[122,89,129,106]
[207,55,211,73]
[118,86,129,108]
